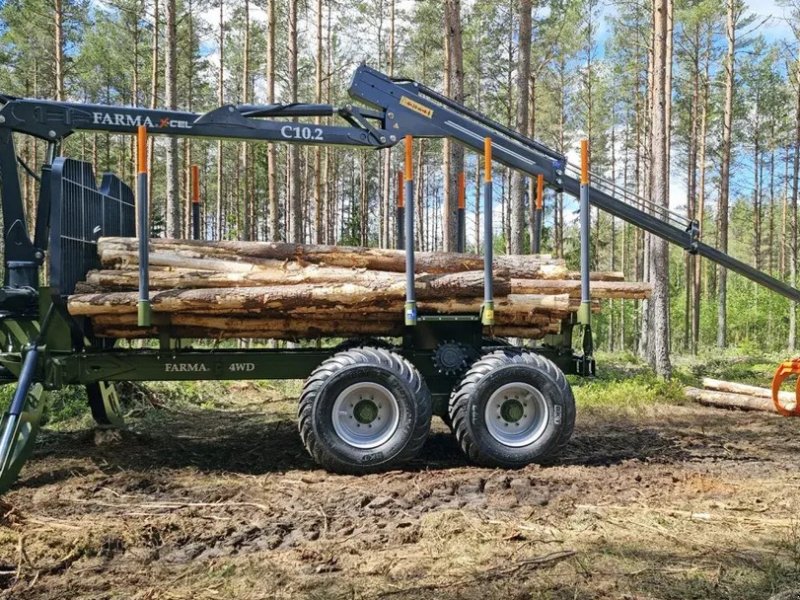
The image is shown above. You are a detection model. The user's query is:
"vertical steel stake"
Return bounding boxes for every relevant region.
[137,126,151,327]
[404,136,416,326]
[579,139,591,333]
[191,164,201,241]
[533,174,544,254]
[396,170,405,250]
[482,137,494,326]
[457,171,466,253]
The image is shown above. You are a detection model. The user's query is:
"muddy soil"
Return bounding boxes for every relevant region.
[2,385,800,599]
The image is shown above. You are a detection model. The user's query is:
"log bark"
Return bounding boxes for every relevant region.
[511,279,651,299]
[701,378,795,404]
[67,286,573,317]
[77,267,510,294]
[684,387,790,413]
[88,312,555,341]
[97,237,567,278]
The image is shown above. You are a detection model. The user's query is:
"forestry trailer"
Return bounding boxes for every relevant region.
[0,65,797,493]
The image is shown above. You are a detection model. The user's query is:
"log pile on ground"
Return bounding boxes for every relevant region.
[685,377,796,413]
[67,238,652,340]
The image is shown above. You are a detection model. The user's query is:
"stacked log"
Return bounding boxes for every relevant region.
[685,377,796,413]
[67,238,652,340]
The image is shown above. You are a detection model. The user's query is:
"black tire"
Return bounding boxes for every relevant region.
[299,347,431,474]
[448,350,575,468]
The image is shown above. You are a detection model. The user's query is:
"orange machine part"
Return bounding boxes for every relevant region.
[484,137,492,182]
[191,164,200,204]
[580,139,589,185]
[137,126,147,174]
[771,359,800,416]
[536,174,544,210]
[404,135,413,182]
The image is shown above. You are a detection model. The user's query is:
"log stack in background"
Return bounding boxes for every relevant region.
[67,238,652,340]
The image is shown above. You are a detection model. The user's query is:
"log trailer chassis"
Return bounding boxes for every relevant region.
[0,65,797,491]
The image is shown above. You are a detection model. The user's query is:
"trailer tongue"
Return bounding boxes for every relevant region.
[0,65,797,492]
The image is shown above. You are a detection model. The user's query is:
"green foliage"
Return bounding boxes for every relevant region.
[571,359,687,410]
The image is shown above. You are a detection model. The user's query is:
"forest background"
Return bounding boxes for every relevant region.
[1,0,798,376]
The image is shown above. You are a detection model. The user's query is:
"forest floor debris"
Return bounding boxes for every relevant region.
[1,375,800,599]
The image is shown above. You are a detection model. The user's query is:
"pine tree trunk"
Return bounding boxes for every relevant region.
[510,0,531,255]
[240,0,251,241]
[165,0,180,238]
[380,0,395,249]
[790,45,800,351]
[693,66,709,351]
[443,0,464,252]
[648,0,672,377]
[314,0,325,245]
[288,0,302,243]
[717,0,736,349]
[267,0,279,242]
[54,0,64,101]
[148,0,160,221]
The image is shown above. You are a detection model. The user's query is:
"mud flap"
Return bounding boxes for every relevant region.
[86,381,125,429]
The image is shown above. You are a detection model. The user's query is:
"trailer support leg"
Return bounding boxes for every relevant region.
[0,350,47,493]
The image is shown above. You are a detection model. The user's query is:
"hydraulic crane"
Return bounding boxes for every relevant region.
[0,64,797,493]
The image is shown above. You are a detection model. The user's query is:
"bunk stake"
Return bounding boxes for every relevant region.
[191,164,201,241]
[457,171,466,253]
[396,170,405,250]
[482,137,494,326]
[136,125,151,327]
[579,139,592,354]
[533,174,544,254]
[404,136,416,326]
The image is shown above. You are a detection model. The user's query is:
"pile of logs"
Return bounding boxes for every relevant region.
[67,238,652,340]
[685,378,795,413]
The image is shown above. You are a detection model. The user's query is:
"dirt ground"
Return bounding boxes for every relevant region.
[2,382,800,600]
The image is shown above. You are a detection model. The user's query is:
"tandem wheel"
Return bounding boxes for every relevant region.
[448,350,575,468]
[299,346,431,474]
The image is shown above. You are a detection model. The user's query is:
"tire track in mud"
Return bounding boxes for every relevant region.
[2,401,798,598]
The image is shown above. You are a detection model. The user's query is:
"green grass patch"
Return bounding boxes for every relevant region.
[572,373,686,410]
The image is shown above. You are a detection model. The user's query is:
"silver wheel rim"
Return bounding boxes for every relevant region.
[484,382,549,447]
[332,382,401,449]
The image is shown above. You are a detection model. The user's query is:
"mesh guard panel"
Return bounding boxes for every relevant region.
[48,158,135,295]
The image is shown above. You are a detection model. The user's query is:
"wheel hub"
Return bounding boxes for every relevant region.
[485,382,549,448]
[354,399,379,424]
[332,382,401,449]
[500,399,524,423]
